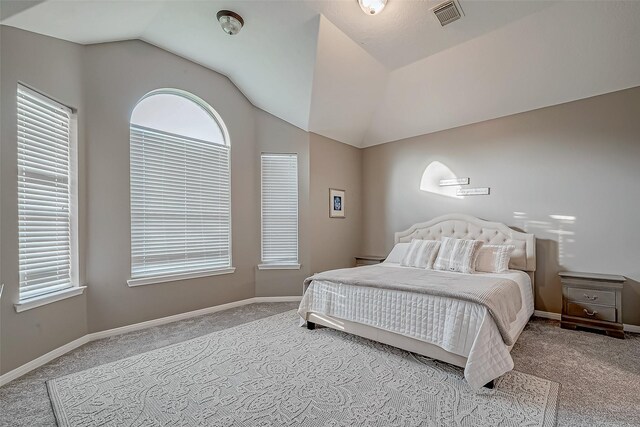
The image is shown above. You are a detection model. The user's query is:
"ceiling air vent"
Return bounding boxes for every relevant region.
[431,0,463,27]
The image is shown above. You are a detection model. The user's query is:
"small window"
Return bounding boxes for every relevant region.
[129,89,232,284]
[17,85,77,301]
[260,153,299,269]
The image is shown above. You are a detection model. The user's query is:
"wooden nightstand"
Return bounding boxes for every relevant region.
[559,271,625,339]
[355,255,386,267]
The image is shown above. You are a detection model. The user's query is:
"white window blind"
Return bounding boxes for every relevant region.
[261,153,298,265]
[130,124,231,280]
[17,85,74,301]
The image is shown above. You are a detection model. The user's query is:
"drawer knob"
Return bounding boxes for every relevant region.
[583,309,598,316]
[583,294,598,301]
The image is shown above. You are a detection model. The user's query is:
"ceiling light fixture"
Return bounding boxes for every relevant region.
[217,10,244,35]
[358,0,387,15]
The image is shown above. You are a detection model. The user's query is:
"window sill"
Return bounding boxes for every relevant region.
[14,286,87,313]
[127,267,236,287]
[258,263,301,270]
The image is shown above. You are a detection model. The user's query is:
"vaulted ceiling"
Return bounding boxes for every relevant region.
[3,0,640,147]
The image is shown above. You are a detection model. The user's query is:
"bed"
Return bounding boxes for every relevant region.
[298,213,535,389]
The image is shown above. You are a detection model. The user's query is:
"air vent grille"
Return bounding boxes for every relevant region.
[432,1,462,26]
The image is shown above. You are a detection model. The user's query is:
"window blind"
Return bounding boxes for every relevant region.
[261,153,298,265]
[130,124,231,279]
[17,85,74,301]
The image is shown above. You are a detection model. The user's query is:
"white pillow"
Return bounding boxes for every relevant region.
[433,237,484,274]
[400,239,441,269]
[385,243,410,264]
[475,245,515,273]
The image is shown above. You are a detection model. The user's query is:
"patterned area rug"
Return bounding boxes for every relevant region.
[48,310,559,426]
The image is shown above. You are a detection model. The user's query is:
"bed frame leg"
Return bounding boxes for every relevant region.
[306,321,316,330]
[484,380,495,389]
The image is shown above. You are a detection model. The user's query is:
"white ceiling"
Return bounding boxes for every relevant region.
[309,0,555,69]
[309,16,388,145]
[3,0,640,148]
[366,0,640,145]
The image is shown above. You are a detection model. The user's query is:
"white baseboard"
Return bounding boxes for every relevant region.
[0,335,91,387]
[0,296,302,387]
[533,310,561,320]
[624,323,640,333]
[534,310,640,333]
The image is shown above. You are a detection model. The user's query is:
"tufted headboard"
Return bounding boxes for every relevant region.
[395,213,536,273]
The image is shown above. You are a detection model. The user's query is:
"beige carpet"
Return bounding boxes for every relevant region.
[2,303,638,426]
[511,318,640,427]
[47,310,559,426]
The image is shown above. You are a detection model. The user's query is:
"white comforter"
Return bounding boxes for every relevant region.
[297,263,534,389]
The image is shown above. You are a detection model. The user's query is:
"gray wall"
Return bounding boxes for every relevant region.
[1,27,88,373]
[0,28,359,374]
[362,86,640,326]
[82,40,260,333]
[310,133,363,274]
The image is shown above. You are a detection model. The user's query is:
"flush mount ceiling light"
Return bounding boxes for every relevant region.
[217,10,244,35]
[358,0,387,15]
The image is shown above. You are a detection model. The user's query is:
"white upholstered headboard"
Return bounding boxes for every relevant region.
[395,213,536,273]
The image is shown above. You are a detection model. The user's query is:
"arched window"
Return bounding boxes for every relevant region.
[128,89,232,286]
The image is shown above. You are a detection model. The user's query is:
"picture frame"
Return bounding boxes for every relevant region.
[329,188,345,218]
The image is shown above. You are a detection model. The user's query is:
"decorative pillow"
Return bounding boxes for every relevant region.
[385,243,410,264]
[400,239,441,269]
[475,245,515,273]
[433,237,484,273]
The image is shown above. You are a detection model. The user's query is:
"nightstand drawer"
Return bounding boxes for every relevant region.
[566,302,616,322]
[565,287,616,306]
[560,271,625,338]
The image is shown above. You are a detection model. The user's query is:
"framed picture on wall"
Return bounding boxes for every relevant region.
[329,188,345,218]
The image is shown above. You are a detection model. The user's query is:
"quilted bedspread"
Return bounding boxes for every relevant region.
[303,265,522,345]
[298,264,533,390]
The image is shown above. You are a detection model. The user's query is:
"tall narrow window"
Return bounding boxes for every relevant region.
[17,85,76,301]
[128,89,232,286]
[260,153,299,269]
